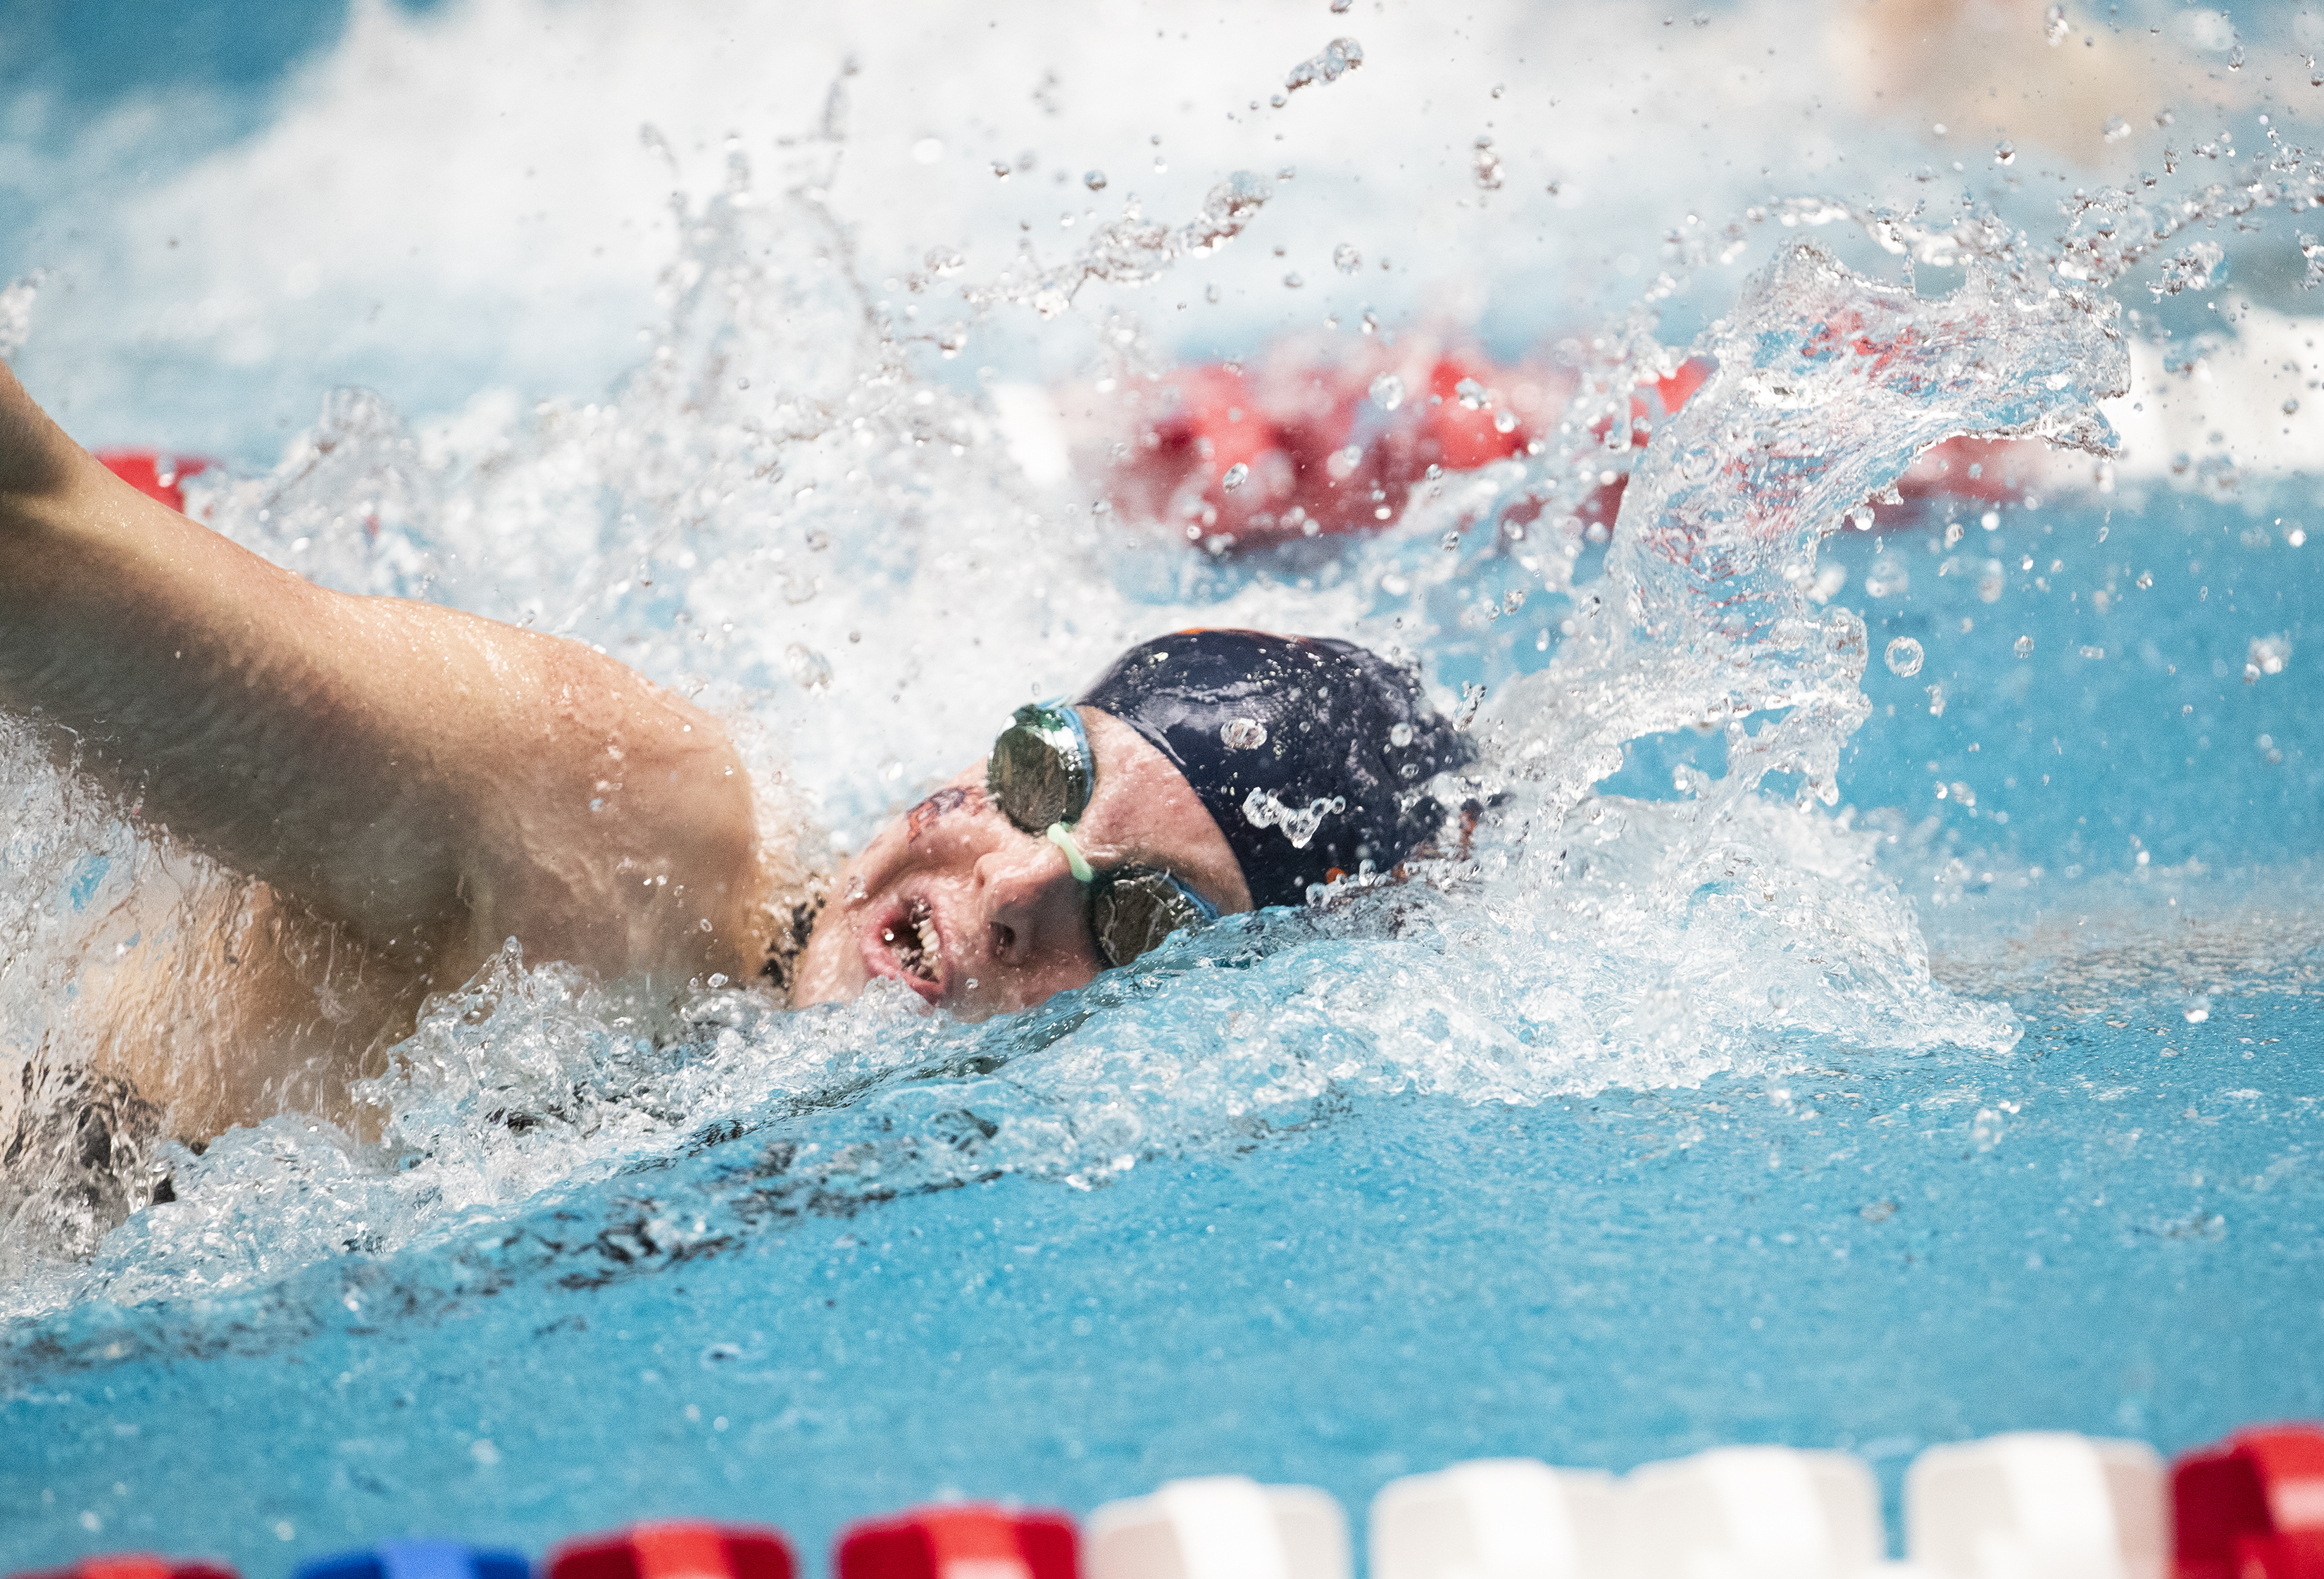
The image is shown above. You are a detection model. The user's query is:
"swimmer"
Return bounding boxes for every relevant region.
[0,364,1470,1156]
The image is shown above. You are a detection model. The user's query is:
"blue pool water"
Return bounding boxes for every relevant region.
[6,0,2324,1573]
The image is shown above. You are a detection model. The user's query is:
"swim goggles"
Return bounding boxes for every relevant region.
[985,701,1220,968]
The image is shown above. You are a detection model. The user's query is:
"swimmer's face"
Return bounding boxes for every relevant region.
[791,708,1252,1019]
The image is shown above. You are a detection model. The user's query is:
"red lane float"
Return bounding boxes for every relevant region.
[8,1559,238,1579]
[1108,347,1544,550]
[94,449,211,515]
[1106,347,1728,554]
[2174,1424,2324,1579]
[546,1524,795,1579]
[836,1503,1078,1579]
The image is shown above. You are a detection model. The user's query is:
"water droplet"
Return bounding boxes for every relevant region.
[1995,139,2016,166]
[1221,718,1268,749]
[1205,283,1222,304]
[1850,504,1876,530]
[1084,169,1108,191]
[1333,243,1362,273]
[1221,462,1251,491]
[1330,0,1353,11]
[1368,372,1405,410]
[1885,637,1925,678]
[2104,116,2132,143]
[991,161,1012,180]
[1494,408,1518,433]
[1389,722,1415,747]
[1283,271,1304,289]
[1472,135,1504,191]
[2185,1004,2210,1024]
[2285,397,2301,416]
[2014,635,2035,657]
[2044,4,2068,46]
[1285,36,1364,92]
[2136,569,2154,589]
[1455,377,1487,410]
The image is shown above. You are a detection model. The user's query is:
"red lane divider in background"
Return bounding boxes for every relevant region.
[547,1524,795,1579]
[94,450,212,515]
[836,1504,1078,1579]
[2175,1424,2324,1579]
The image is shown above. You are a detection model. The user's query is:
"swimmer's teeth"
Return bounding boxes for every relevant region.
[911,901,940,980]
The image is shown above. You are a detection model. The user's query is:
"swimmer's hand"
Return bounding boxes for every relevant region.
[0,362,767,994]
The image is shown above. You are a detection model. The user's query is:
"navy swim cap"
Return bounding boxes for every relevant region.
[1080,630,1473,909]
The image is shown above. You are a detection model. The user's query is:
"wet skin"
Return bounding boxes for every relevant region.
[792,707,1254,1018]
[0,361,1252,1137]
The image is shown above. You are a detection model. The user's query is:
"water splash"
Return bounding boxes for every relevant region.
[0,273,41,362]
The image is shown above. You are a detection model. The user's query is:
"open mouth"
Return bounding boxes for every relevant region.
[870,896,944,1001]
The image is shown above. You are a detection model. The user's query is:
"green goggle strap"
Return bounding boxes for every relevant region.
[1047,822,1095,882]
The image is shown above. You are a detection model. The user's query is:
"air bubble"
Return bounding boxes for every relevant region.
[1283,271,1304,289]
[1334,243,1362,273]
[1221,462,1251,491]
[2044,4,2068,46]
[1885,637,1925,678]
[1995,139,2016,166]
[1368,373,1405,411]
[1084,170,1108,192]
[2015,635,2034,657]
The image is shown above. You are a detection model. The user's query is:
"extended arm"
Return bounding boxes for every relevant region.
[0,363,767,992]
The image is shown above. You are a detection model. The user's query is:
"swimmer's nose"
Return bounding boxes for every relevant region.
[974,842,1080,965]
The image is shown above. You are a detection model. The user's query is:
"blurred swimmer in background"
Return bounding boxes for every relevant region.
[0,366,1469,1153]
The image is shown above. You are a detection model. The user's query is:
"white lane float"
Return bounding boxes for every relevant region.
[1369,1457,1623,1579]
[1623,1445,1904,1579]
[1085,1475,1351,1579]
[1906,1432,2168,1579]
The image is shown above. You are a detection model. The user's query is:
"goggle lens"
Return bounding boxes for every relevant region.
[1091,866,1213,968]
[986,704,1091,834]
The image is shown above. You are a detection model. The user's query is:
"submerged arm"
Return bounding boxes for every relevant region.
[0,363,766,988]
